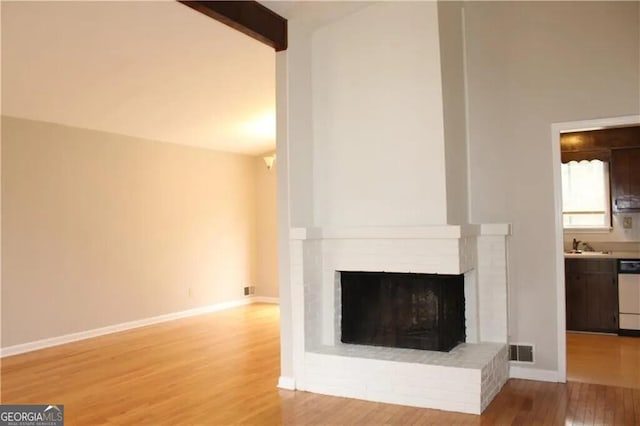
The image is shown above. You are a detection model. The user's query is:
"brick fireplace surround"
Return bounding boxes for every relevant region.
[287,224,511,414]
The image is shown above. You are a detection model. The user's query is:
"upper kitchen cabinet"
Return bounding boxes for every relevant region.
[612,148,640,212]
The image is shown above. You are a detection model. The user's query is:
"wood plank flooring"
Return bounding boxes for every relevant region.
[567,332,640,389]
[2,304,639,425]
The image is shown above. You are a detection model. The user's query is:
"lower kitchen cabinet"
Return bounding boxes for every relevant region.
[565,258,618,333]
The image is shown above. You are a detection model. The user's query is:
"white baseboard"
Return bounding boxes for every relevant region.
[509,365,560,382]
[1,297,277,358]
[252,296,279,304]
[278,376,296,390]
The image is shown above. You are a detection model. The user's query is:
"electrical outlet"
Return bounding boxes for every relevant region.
[244,286,250,296]
[188,287,193,297]
[623,216,633,229]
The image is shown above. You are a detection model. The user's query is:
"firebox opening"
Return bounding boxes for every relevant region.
[340,271,465,352]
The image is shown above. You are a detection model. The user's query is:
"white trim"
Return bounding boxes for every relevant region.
[563,227,612,234]
[291,225,475,240]
[289,223,512,241]
[252,296,279,304]
[1,298,273,357]
[550,115,640,385]
[479,223,511,236]
[277,376,296,390]
[509,365,560,383]
[552,118,568,384]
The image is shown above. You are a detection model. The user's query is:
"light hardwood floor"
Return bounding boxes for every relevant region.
[2,304,640,425]
[567,332,640,389]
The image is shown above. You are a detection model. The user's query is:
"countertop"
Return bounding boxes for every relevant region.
[564,251,640,259]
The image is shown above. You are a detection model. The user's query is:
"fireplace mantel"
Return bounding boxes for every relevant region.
[290,224,511,241]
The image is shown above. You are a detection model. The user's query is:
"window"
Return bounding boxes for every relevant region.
[561,160,611,229]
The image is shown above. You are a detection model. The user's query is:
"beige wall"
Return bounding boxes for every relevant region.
[465,1,640,372]
[2,116,278,347]
[255,156,278,298]
[310,2,449,227]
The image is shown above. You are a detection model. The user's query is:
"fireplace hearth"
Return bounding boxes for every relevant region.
[340,271,465,352]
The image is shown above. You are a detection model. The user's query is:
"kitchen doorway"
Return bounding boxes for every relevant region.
[551,115,640,388]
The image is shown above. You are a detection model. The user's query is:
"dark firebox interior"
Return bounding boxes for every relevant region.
[340,271,465,352]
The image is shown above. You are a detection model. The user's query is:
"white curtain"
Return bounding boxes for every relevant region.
[562,160,609,228]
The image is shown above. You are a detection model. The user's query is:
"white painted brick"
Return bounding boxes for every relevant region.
[290,226,509,414]
[298,343,506,414]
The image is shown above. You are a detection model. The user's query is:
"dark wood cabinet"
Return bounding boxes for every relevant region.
[611,148,640,212]
[565,259,618,332]
[565,272,588,331]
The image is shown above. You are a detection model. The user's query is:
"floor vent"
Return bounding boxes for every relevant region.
[509,344,534,363]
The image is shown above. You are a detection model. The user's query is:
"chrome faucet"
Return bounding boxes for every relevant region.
[572,238,581,251]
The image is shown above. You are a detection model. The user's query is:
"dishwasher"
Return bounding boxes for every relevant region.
[618,259,640,336]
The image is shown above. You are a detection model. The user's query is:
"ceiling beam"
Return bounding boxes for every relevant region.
[179,1,287,51]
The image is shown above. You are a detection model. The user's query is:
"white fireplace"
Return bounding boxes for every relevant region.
[278,1,515,415]
[287,224,510,414]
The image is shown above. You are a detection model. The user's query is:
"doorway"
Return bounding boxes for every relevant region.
[551,115,640,388]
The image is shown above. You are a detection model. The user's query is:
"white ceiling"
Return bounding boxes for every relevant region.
[1,1,276,155]
[262,1,372,31]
